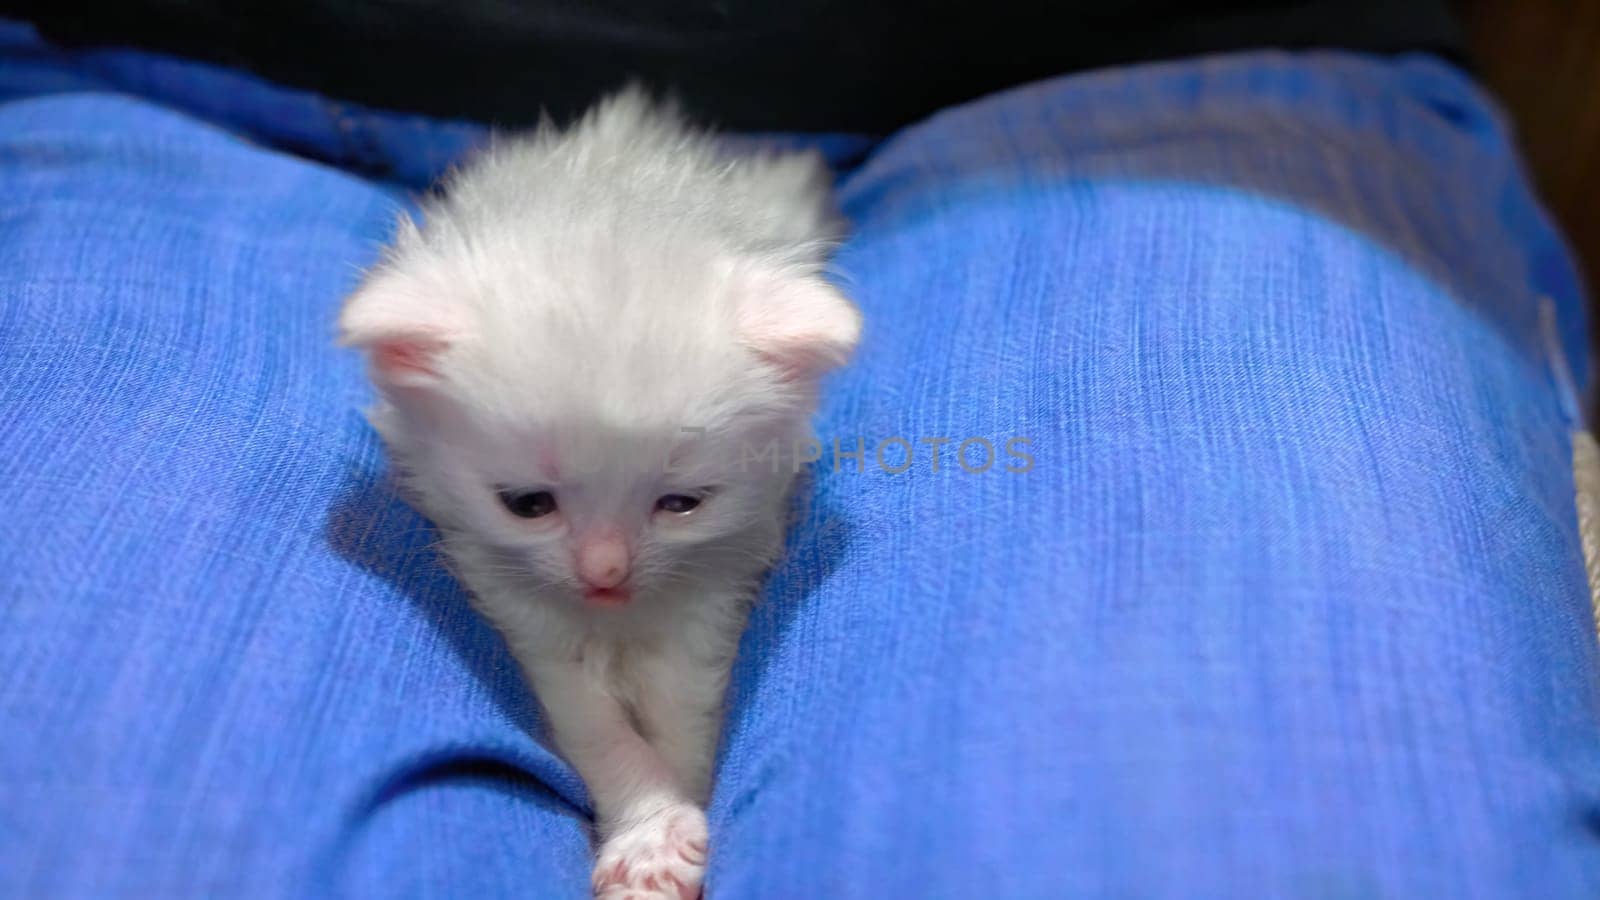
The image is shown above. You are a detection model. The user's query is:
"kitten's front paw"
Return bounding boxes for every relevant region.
[592,804,708,900]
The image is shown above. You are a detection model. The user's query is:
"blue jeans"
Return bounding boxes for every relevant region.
[2,20,1596,898]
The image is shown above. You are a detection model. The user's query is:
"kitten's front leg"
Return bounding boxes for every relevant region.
[528,660,708,900]
[630,634,743,807]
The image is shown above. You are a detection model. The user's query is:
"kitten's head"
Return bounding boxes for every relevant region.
[339,216,858,610]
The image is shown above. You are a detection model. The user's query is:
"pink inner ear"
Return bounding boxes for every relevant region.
[733,268,861,381]
[746,331,847,380]
[738,304,859,381]
[371,335,450,381]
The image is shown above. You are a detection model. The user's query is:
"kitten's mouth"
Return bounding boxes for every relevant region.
[583,586,632,607]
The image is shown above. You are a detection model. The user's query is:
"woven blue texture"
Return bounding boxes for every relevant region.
[2,20,1597,899]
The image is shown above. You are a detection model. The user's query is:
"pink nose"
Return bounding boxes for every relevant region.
[576,531,630,589]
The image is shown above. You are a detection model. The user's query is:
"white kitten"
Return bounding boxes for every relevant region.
[338,87,859,899]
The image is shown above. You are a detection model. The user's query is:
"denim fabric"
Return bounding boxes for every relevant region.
[1,19,1596,899]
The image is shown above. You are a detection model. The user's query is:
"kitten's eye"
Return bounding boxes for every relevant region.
[655,494,702,514]
[498,489,558,519]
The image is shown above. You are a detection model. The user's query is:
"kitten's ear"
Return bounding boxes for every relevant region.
[338,270,466,389]
[735,268,862,380]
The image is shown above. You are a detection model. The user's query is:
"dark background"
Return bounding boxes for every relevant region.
[1455,1,1600,312]
[4,1,1463,132]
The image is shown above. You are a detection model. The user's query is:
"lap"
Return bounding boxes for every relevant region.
[711,53,1600,899]
[0,85,587,897]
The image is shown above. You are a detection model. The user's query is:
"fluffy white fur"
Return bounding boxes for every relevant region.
[339,87,859,899]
